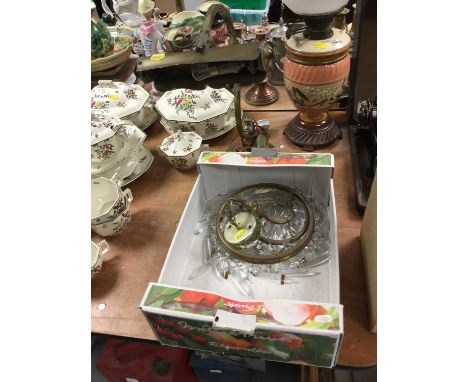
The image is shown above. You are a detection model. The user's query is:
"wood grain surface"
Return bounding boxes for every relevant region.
[91,110,377,367]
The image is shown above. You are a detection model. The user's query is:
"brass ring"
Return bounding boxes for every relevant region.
[215,183,314,264]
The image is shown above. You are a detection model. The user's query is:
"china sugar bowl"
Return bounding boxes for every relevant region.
[92,200,132,236]
[91,80,158,130]
[160,131,203,170]
[91,240,110,279]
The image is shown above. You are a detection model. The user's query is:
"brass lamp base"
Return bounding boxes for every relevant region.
[284,112,342,151]
[245,81,279,106]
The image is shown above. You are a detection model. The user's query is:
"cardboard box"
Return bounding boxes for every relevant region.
[360,173,377,333]
[140,152,343,368]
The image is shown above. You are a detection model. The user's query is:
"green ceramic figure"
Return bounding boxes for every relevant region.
[91,3,114,59]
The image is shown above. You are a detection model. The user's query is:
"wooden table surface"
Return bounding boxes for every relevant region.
[91,108,377,367]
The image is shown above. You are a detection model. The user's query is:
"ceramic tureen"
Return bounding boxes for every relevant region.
[91,80,158,130]
[156,87,235,140]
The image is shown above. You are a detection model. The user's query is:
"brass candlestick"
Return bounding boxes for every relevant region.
[244,25,279,106]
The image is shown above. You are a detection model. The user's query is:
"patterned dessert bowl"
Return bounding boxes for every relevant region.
[92,185,133,225]
[91,80,158,131]
[156,87,235,140]
[91,240,110,279]
[91,176,132,224]
[160,131,203,170]
[92,200,132,237]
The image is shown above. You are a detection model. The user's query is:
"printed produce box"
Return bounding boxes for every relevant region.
[141,152,343,367]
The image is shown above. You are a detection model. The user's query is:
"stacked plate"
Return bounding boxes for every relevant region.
[91,113,154,186]
[91,80,158,131]
[156,87,236,140]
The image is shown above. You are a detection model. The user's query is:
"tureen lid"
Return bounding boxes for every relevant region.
[286,28,351,65]
[91,113,124,145]
[91,80,150,118]
[156,87,234,123]
[161,131,202,157]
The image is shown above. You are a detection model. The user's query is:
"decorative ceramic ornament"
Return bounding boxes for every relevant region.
[91,18,114,59]
[281,0,351,149]
[164,11,204,51]
[91,18,133,73]
[100,0,144,28]
[91,80,158,130]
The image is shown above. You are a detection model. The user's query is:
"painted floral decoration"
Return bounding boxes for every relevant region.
[124,88,139,100]
[171,158,189,168]
[167,90,201,120]
[91,264,101,278]
[93,143,114,160]
[92,100,110,110]
[210,89,227,103]
[205,122,219,135]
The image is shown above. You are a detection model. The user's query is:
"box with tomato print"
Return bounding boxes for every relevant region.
[141,152,343,368]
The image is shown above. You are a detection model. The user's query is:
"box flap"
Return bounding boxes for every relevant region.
[196,152,334,205]
[140,283,343,336]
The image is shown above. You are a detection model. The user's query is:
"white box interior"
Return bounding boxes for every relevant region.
[158,164,340,305]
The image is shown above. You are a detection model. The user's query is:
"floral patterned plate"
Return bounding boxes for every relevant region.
[122,145,154,186]
[156,87,234,123]
[91,123,146,176]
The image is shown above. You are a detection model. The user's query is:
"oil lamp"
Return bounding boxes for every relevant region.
[282,0,351,150]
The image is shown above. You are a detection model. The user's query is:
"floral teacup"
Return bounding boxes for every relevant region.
[160,131,204,170]
[91,240,110,279]
[92,202,132,237]
[91,187,132,225]
[91,176,124,221]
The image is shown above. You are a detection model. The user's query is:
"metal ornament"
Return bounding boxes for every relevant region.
[215,183,315,264]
